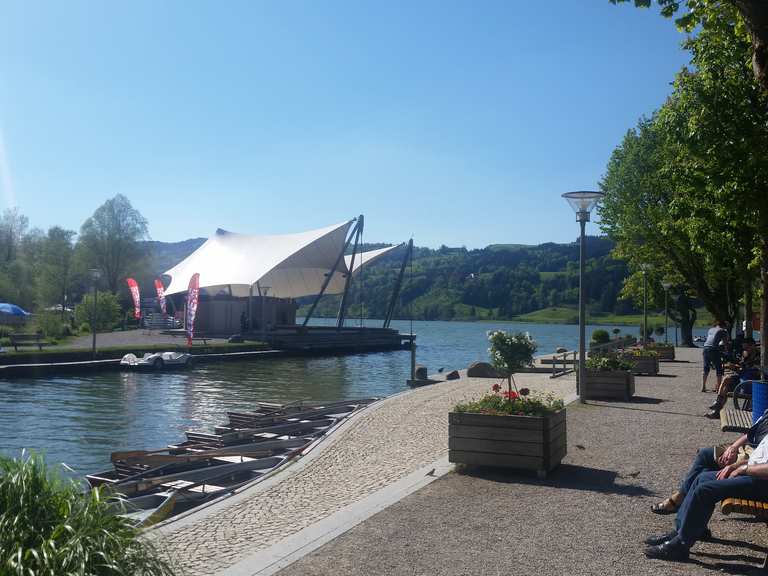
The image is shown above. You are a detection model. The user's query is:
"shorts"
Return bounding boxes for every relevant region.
[703,347,723,376]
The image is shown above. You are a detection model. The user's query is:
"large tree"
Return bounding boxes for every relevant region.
[37,227,76,317]
[77,195,149,292]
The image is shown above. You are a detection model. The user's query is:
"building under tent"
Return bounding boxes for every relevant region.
[162,218,411,349]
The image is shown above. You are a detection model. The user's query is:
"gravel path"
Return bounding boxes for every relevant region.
[155,369,576,575]
[278,347,768,576]
[66,329,227,349]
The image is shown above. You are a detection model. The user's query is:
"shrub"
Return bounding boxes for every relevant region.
[34,311,65,338]
[0,337,10,347]
[74,291,122,331]
[487,330,536,376]
[612,328,621,336]
[0,451,176,575]
[60,323,73,337]
[591,329,610,345]
[79,322,91,334]
[0,326,14,338]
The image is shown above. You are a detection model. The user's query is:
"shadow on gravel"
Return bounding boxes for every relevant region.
[461,463,654,497]
[686,553,765,574]
[629,396,665,404]
[585,401,702,418]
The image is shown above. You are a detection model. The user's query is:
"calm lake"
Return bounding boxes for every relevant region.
[0,319,707,474]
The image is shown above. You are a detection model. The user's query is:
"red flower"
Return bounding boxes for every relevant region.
[491,383,501,393]
[503,390,518,400]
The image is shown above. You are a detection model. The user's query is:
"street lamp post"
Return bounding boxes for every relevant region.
[562,191,604,402]
[639,263,651,348]
[88,269,101,360]
[661,281,673,345]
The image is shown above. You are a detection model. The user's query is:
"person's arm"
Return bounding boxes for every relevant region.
[718,434,750,467]
[727,462,768,479]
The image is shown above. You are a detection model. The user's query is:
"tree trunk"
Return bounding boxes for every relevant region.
[735,0,768,93]
[745,268,754,335]
[762,240,768,375]
[671,292,696,347]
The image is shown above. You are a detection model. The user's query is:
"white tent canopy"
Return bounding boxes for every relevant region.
[163,220,400,300]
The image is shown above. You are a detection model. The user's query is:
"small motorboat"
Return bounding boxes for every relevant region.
[120,351,194,370]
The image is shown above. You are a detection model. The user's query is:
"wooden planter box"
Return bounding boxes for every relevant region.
[652,346,675,361]
[448,409,566,478]
[622,355,659,375]
[583,370,635,401]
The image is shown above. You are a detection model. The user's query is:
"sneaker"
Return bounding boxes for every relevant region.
[705,410,721,419]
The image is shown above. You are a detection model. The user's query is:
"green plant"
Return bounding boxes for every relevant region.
[74,291,122,332]
[79,322,91,334]
[0,451,176,575]
[34,310,65,338]
[455,386,564,417]
[624,349,659,358]
[591,329,610,344]
[0,337,10,347]
[612,328,621,336]
[0,326,15,338]
[487,330,536,375]
[585,353,634,371]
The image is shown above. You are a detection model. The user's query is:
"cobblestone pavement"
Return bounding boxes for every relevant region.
[155,369,576,575]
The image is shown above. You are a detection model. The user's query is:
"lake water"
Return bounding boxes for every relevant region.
[0,319,706,474]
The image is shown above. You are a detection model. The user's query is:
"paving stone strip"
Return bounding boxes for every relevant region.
[156,370,576,575]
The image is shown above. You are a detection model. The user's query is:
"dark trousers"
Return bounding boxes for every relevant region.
[679,448,719,495]
[675,469,768,545]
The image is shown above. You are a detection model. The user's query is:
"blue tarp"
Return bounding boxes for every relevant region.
[0,303,30,316]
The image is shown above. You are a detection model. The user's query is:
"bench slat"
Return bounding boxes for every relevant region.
[720,409,753,434]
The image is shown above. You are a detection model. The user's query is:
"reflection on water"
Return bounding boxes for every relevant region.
[0,319,706,474]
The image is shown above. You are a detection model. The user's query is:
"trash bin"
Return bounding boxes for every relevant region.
[752,380,768,425]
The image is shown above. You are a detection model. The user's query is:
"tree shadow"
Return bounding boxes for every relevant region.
[459,463,654,497]
[583,401,703,418]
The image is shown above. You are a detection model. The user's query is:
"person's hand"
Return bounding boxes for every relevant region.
[717,464,737,480]
[718,445,738,467]
[727,464,748,479]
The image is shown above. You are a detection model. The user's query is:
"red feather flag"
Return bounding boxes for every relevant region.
[185,273,200,346]
[126,278,141,320]
[154,279,167,315]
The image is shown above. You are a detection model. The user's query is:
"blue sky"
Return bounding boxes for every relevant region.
[0,1,689,248]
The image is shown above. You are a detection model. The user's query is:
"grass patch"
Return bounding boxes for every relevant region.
[512,307,711,327]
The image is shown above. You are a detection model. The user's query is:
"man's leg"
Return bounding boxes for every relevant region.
[678,448,719,496]
[675,473,767,546]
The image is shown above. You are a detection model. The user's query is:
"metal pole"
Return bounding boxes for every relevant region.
[91,283,97,360]
[664,288,669,344]
[642,272,648,348]
[578,217,586,401]
[410,340,416,380]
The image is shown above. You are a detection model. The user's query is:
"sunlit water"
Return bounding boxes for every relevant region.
[0,319,706,474]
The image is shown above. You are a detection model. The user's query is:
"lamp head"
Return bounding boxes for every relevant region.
[562,191,604,222]
[661,281,673,290]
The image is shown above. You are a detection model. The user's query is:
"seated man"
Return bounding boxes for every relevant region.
[651,407,768,515]
[644,411,768,562]
[705,338,760,418]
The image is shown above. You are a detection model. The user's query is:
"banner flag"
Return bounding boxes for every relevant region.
[154,279,167,315]
[126,278,141,320]
[186,273,200,346]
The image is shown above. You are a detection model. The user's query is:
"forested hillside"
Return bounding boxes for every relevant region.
[289,236,635,321]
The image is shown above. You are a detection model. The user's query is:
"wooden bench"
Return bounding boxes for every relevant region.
[721,497,768,569]
[9,333,45,352]
[720,408,753,433]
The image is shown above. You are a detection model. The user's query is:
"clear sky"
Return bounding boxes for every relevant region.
[0,1,689,248]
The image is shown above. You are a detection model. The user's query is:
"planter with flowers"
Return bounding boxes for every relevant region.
[646,342,675,361]
[583,354,635,401]
[621,349,660,375]
[449,331,566,478]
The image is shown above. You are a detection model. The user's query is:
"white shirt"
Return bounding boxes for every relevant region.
[749,434,768,465]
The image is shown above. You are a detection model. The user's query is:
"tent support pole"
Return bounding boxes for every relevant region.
[383,239,411,329]
[336,215,364,329]
[303,218,360,327]
[248,284,254,332]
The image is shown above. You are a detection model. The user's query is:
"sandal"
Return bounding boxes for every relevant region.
[651,496,680,515]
